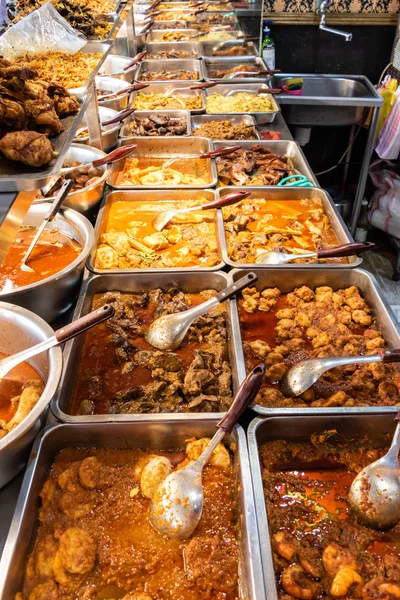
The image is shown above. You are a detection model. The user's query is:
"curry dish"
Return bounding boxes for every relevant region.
[260,433,400,600]
[71,288,231,414]
[239,284,400,407]
[116,157,211,187]
[0,227,82,292]
[95,199,220,269]
[223,197,343,264]
[17,440,239,599]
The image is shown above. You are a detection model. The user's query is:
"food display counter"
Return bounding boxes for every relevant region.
[0,1,397,599]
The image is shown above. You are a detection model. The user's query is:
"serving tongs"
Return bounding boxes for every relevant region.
[74,107,136,139]
[98,82,149,102]
[223,69,281,80]
[0,304,115,383]
[164,81,216,96]
[98,52,148,78]
[152,190,250,231]
[225,85,282,97]
[20,180,73,273]
[161,143,242,170]
[254,241,375,265]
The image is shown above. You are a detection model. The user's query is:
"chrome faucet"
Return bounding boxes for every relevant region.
[317,0,352,41]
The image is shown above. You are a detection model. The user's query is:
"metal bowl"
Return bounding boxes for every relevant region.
[0,205,94,322]
[96,76,132,111]
[34,144,110,213]
[0,302,62,488]
[74,107,122,152]
[97,54,137,83]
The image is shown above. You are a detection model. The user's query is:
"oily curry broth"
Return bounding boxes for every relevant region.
[117,156,212,186]
[20,446,239,600]
[0,228,82,291]
[0,351,41,422]
[260,437,400,600]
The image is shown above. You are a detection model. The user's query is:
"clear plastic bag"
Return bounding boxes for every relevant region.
[369,160,400,240]
[0,1,86,59]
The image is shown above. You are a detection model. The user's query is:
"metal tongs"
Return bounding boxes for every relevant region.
[98,82,149,102]
[164,81,217,96]
[224,69,281,79]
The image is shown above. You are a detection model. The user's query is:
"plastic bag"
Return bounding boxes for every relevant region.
[0,1,86,59]
[369,159,400,239]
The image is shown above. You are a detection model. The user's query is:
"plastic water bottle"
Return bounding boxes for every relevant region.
[262,21,275,70]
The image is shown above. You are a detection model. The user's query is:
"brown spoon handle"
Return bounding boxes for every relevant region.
[217,363,266,433]
[199,144,241,159]
[123,51,147,70]
[380,349,400,364]
[215,271,257,303]
[91,144,137,168]
[102,108,136,126]
[200,190,251,210]
[55,304,115,344]
[190,81,217,89]
[317,242,375,259]
[257,87,282,94]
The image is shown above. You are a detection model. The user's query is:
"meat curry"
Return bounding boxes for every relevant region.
[71,288,232,415]
[17,440,239,600]
[261,433,400,600]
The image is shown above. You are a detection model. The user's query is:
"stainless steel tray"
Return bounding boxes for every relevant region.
[229,267,400,415]
[248,414,398,600]
[191,114,260,140]
[203,57,269,84]
[87,189,225,272]
[0,421,264,600]
[213,140,318,186]
[108,136,217,188]
[205,83,280,124]
[97,54,138,82]
[146,29,203,43]
[0,93,90,193]
[188,11,239,26]
[120,109,191,137]
[144,41,201,59]
[200,39,259,58]
[217,186,356,269]
[136,58,205,82]
[130,80,206,114]
[150,19,189,29]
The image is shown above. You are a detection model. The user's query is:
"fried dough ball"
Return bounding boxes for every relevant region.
[58,463,80,492]
[294,286,314,302]
[58,488,96,519]
[242,296,258,313]
[266,362,287,382]
[95,245,119,269]
[352,310,372,326]
[52,550,82,590]
[79,456,103,490]
[295,312,313,328]
[59,528,96,575]
[28,581,58,600]
[34,535,58,578]
[186,438,230,469]
[249,339,271,359]
[312,332,331,349]
[276,309,295,320]
[140,456,172,498]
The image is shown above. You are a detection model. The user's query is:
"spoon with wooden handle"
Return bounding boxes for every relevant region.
[161,144,241,170]
[255,242,375,265]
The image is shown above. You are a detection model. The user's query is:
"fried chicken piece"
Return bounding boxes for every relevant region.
[0,96,26,121]
[5,380,44,431]
[24,99,63,135]
[0,131,53,167]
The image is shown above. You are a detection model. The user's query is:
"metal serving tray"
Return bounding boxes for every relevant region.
[136,58,205,82]
[217,187,354,268]
[97,54,138,82]
[200,40,259,58]
[213,140,318,186]
[120,109,191,137]
[203,57,269,84]
[188,11,239,26]
[0,93,90,193]
[229,267,400,415]
[146,29,198,42]
[150,20,189,29]
[205,83,280,124]
[53,270,240,420]
[144,41,201,59]
[191,114,260,140]
[88,13,121,42]
[130,80,206,114]
[248,414,398,600]
[108,136,216,188]
[0,421,264,600]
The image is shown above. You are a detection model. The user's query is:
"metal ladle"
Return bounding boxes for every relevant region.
[348,411,400,529]
[281,348,400,398]
[152,190,250,231]
[146,272,257,350]
[150,362,266,539]
[254,242,375,265]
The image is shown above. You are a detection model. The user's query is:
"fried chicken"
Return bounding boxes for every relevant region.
[0,131,54,167]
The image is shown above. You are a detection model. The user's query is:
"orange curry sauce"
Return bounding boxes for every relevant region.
[0,351,42,422]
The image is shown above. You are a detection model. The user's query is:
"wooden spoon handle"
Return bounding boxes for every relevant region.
[102,108,136,126]
[123,51,147,70]
[190,81,217,89]
[215,271,257,303]
[217,363,266,433]
[257,87,282,94]
[91,144,137,167]
[200,190,251,210]
[381,349,400,364]
[199,144,241,159]
[317,242,375,259]
[55,304,115,343]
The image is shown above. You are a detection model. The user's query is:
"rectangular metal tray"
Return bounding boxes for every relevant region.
[108,136,216,188]
[144,41,201,59]
[189,11,239,25]
[87,190,225,272]
[203,56,269,83]
[229,267,400,415]
[129,80,206,114]
[52,270,240,420]
[0,93,90,193]
[120,109,192,137]
[0,421,264,600]
[146,29,201,42]
[213,140,318,186]
[217,186,357,268]
[150,20,189,29]
[136,58,205,82]
[200,40,259,58]
[191,114,260,140]
[205,83,280,124]
[248,414,398,600]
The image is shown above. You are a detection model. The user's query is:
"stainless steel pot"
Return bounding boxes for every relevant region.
[0,205,94,322]
[96,76,133,111]
[0,303,62,488]
[74,107,122,152]
[33,144,110,213]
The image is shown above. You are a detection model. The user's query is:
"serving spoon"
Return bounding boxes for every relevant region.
[74,107,136,138]
[348,411,400,530]
[280,348,400,398]
[161,143,241,171]
[0,304,114,383]
[146,271,257,350]
[150,362,266,539]
[254,242,375,265]
[152,190,250,231]
[98,82,149,102]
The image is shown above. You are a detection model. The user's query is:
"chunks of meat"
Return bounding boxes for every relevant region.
[0,131,53,167]
[249,339,271,359]
[186,438,231,469]
[95,245,119,269]
[5,380,44,432]
[58,528,96,575]
[79,456,104,490]
[27,581,59,600]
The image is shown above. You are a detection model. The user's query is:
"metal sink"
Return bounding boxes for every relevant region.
[270,74,382,126]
